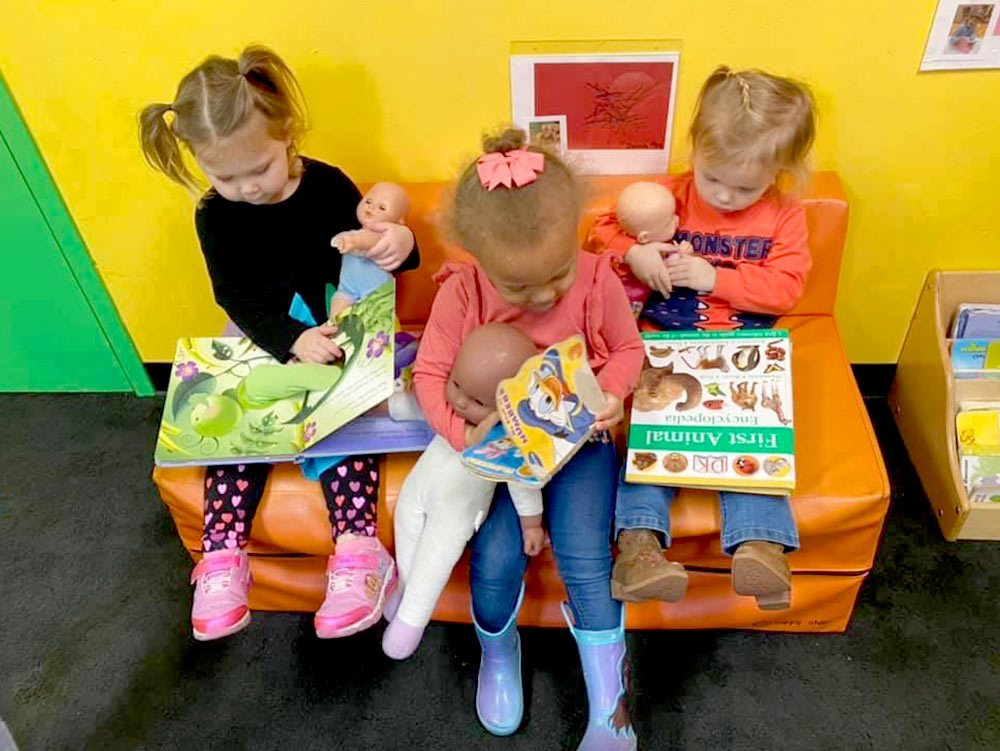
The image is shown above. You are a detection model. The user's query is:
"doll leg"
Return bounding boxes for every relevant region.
[384,438,495,659]
[314,456,395,638]
[191,463,270,641]
[720,491,799,610]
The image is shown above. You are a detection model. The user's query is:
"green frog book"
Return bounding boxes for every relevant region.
[155,281,401,467]
[624,330,796,495]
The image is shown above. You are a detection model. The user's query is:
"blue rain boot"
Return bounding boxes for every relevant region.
[562,603,637,751]
[472,584,525,736]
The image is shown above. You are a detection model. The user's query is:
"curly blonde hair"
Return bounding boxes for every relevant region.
[139,45,307,190]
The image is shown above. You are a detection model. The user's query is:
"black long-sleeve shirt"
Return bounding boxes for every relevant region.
[195,157,418,360]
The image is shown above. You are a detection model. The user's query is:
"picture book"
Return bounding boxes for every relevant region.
[625,330,796,495]
[956,407,1000,457]
[950,304,1000,339]
[155,281,399,467]
[951,339,1000,378]
[961,454,1000,496]
[461,336,606,488]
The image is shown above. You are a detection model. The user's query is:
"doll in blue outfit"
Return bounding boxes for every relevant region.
[328,182,409,322]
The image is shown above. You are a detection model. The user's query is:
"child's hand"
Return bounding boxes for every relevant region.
[464,410,500,447]
[666,253,717,292]
[624,242,674,297]
[520,514,545,556]
[593,392,624,432]
[366,223,415,271]
[291,325,342,363]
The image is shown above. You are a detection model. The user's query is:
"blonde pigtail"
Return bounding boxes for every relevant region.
[138,103,200,190]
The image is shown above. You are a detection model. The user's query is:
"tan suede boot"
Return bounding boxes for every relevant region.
[731,541,792,610]
[611,529,688,603]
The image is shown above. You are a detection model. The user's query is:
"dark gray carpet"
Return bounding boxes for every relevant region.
[1,394,997,751]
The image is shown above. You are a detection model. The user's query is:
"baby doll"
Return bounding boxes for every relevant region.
[614,181,691,314]
[328,182,411,321]
[383,323,543,660]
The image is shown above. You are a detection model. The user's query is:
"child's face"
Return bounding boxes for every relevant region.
[478,227,578,313]
[195,110,295,205]
[692,153,777,213]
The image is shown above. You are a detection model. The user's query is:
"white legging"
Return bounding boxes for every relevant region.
[393,434,541,629]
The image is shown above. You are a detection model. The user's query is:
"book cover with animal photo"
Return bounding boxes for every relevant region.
[625,330,795,495]
[462,335,606,487]
[155,281,397,467]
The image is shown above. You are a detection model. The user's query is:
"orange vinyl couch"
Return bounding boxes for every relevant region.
[153,172,889,633]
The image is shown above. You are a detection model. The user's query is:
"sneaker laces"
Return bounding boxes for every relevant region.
[202,568,233,595]
[328,568,356,594]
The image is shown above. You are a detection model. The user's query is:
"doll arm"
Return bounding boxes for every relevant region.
[508,485,543,518]
[412,274,471,452]
[509,485,545,556]
[331,228,385,254]
[711,204,812,315]
[585,211,640,263]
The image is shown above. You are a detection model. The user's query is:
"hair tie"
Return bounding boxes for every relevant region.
[476,148,545,191]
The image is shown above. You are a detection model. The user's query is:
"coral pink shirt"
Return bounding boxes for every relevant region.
[412,251,644,451]
[586,172,812,329]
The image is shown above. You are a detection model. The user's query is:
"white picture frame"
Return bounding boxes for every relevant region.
[511,52,680,174]
[920,1,1000,71]
[526,115,568,154]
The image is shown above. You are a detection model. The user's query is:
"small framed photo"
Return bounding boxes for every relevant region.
[921,1,1000,70]
[511,52,680,174]
[526,115,568,152]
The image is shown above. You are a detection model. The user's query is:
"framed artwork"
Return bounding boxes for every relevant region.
[511,52,680,174]
[921,1,1000,70]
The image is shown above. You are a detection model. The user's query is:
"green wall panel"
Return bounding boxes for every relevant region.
[0,72,152,393]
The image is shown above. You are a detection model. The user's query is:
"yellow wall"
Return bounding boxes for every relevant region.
[2,1,998,362]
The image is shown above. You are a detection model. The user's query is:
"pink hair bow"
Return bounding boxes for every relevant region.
[476,148,545,191]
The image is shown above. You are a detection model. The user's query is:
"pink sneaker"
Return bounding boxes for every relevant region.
[190,549,252,641]
[314,535,397,639]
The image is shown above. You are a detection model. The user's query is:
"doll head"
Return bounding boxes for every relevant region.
[358,182,410,228]
[447,323,536,424]
[616,182,679,244]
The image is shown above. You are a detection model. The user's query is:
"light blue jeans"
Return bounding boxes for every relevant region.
[615,464,799,555]
[469,436,621,633]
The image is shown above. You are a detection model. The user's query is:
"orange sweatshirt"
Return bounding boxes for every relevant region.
[586,172,812,330]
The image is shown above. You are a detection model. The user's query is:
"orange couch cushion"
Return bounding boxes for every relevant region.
[152,171,888,632]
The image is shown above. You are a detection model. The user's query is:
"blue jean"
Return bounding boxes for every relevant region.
[469,436,620,633]
[615,465,799,555]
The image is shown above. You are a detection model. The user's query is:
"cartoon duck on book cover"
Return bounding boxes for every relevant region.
[462,336,606,487]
